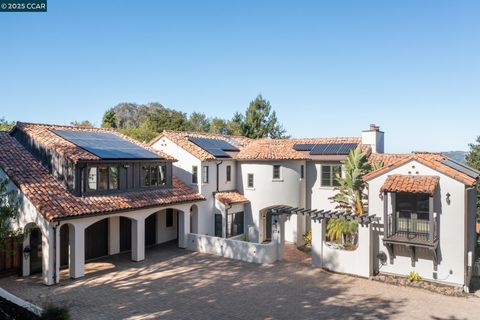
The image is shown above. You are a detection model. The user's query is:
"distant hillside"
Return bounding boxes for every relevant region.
[442,151,467,163]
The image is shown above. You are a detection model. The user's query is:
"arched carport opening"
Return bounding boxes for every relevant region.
[59,223,75,277]
[190,205,198,234]
[24,223,43,275]
[84,218,109,261]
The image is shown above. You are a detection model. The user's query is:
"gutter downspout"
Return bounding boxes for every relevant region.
[464,186,475,292]
[225,203,232,238]
[216,161,223,192]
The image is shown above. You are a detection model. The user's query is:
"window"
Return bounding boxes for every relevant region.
[192,166,198,184]
[109,166,118,190]
[273,165,281,180]
[227,211,244,238]
[166,209,174,227]
[300,165,305,179]
[202,166,209,183]
[87,165,120,191]
[247,173,254,188]
[321,164,341,187]
[226,165,232,182]
[396,193,430,220]
[88,167,97,190]
[142,164,168,187]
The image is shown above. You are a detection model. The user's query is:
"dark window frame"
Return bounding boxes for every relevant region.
[272,165,281,180]
[192,166,198,184]
[300,165,305,179]
[321,164,341,187]
[202,165,209,184]
[87,165,120,191]
[142,164,168,188]
[226,165,232,182]
[247,173,254,188]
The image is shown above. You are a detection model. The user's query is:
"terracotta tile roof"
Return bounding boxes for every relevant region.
[369,153,411,167]
[365,152,477,186]
[215,191,249,205]
[15,122,174,163]
[0,135,204,222]
[236,137,363,161]
[150,130,252,161]
[381,174,440,195]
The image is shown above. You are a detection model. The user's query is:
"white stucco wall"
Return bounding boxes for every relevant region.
[237,160,306,244]
[186,233,278,264]
[367,159,468,286]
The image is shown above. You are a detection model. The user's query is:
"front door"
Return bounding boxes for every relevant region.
[29,228,42,274]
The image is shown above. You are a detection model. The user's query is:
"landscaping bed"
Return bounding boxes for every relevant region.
[0,297,39,320]
[372,274,465,297]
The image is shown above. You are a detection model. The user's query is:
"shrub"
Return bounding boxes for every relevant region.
[302,230,312,247]
[41,305,70,320]
[407,271,421,282]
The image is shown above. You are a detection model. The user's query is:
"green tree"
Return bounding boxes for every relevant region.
[327,147,383,243]
[0,177,23,251]
[465,136,480,217]
[0,118,15,131]
[209,117,229,135]
[70,120,94,128]
[102,108,117,128]
[237,95,288,139]
[188,112,210,132]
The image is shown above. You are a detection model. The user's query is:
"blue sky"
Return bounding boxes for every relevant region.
[1,1,479,152]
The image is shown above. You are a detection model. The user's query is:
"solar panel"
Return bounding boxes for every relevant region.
[52,130,161,160]
[440,159,480,179]
[188,137,240,157]
[310,143,358,155]
[292,144,316,151]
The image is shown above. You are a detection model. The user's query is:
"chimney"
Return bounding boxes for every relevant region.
[362,124,384,154]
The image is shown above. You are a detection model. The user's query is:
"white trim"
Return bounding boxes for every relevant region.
[0,288,43,316]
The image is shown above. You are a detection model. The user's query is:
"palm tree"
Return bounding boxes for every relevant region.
[327,147,383,243]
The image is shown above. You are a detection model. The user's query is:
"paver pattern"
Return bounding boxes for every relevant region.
[0,242,479,320]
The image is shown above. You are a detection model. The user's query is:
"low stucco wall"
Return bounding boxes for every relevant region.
[312,220,373,278]
[187,233,278,264]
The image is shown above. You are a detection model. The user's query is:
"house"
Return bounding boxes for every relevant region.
[0,122,204,285]
[151,125,479,289]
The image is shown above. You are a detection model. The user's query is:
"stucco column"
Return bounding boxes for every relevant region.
[132,217,145,261]
[70,224,85,279]
[109,217,120,255]
[296,214,306,246]
[273,215,285,261]
[42,226,57,286]
[178,209,190,249]
[22,233,30,277]
[311,219,324,268]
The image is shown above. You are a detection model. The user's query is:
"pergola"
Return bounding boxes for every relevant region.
[267,205,380,226]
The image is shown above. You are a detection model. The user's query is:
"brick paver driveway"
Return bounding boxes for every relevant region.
[1,242,479,320]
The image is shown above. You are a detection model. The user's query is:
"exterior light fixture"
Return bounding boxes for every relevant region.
[446,192,451,205]
[23,246,31,259]
[379,192,384,200]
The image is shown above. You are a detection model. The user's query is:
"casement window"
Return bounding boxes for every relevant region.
[226,165,232,182]
[321,164,341,187]
[166,209,174,227]
[227,211,244,238]
[192,166,198,184]
[272,165,281,180]
[300,165,305,179]
[247,173,254,188]
[202,165,209,183]
[142,164,167,187]
[87,165,119,191]
[88,167,97,190]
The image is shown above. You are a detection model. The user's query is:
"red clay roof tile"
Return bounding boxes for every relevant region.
[380,174,440,195]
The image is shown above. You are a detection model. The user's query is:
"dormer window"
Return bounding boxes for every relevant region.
[142,164,167,187]
[87,165,119,191]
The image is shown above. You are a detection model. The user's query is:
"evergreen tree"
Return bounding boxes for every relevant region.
[102,108,117,128]
[465,136,480,217]
[0,178,22,251]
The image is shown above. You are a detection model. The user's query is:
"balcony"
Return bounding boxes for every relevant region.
[383,211,439,266]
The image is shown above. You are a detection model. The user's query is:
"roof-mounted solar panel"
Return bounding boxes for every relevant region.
[440,159,480,179]
[188,137,240,157]
[292,144,316,151]
[310,143,358,155]
[52,129,161,160]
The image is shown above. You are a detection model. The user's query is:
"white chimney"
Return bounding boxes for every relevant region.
[362,124,384,154]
